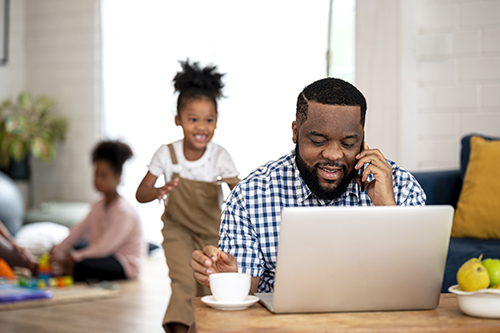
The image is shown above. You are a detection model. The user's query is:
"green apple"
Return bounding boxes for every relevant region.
[482,258,500,287]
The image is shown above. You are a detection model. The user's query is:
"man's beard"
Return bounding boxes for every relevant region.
[295,141,357,201]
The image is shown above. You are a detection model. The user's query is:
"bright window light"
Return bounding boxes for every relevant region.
[101,0,355,244]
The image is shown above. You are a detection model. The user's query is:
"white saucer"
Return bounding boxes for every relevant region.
[201,295,259,310]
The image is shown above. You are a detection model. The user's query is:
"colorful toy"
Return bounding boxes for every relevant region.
[12,252,76,290]
[37,252,52,279]
[17,275,74,289]
[0,284,53,303]
[0,258,15,279]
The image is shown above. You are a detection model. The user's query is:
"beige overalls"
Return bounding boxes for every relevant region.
[161,144,239,328]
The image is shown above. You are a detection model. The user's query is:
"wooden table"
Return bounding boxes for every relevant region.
[192,294,500,332]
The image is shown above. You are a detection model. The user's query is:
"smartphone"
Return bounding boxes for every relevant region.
[359,131,365,192]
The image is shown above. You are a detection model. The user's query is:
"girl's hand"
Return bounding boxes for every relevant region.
[62,254,75,275]
[51,253,75,276]
[156,177,180,202]
[136,172,179,204]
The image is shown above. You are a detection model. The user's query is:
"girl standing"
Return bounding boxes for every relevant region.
[51,140,145,281]
[136,60,239,333]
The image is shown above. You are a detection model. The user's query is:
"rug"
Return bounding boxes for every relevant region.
[0,283,121,311]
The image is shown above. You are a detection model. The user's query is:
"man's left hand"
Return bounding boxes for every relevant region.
[354,142,396,206]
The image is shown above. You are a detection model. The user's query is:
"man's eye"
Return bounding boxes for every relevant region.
[342,142,356,148]
[310,139,325,145]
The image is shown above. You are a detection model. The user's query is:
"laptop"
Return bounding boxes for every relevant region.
[256,205,454,314]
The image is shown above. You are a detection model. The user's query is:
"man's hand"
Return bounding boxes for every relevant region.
[190,245,238,288]
[354,143,396,206]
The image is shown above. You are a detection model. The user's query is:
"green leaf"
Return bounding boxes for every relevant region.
[18,91,33,112]
[0,99,13,113]
[4,116,22,133]
[47,117,69,140]
[0,151,10,166]
[34,95,55,116]
[31,136,55,161]
[0,131,13,166]
[1,91,67,163]
[9,139,28,162]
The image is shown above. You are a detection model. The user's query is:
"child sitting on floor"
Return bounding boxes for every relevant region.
[51,140,146,281]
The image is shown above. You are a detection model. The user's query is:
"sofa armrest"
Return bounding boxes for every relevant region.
[411,170,462,207]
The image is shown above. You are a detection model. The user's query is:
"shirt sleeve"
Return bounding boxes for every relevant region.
[51,208,93,255]
[392,163,427,206]
[215,147,239,179]
[148,145,169,178]
[71,207,137,262]
[219,185,264,278]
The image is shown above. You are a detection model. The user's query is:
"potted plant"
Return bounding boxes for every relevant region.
[0,91,69,179]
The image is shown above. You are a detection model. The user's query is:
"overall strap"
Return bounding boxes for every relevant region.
[167,144,178,165]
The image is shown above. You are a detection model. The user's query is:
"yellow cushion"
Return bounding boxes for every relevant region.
[451,136,500,239]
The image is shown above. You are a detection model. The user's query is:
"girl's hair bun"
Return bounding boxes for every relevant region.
[173,59,224,99]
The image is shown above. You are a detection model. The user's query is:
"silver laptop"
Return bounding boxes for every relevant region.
[256,205,454,314]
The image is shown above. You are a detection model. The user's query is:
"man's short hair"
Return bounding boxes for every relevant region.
[296,77,367,126]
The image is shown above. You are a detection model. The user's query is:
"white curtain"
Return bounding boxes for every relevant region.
[101,0,355,244]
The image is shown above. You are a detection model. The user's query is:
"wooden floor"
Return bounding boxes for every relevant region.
[0,250,171,333]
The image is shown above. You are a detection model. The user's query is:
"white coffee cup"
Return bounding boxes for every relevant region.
[210,272,251,303]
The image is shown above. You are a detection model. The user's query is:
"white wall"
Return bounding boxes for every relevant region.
[0,0,25,97]
[1,0,101,207]
[356,0,401,164]
[0,0,27,204]
[413,0,500,170]
[357,0,500,171]
[4,0,500,208]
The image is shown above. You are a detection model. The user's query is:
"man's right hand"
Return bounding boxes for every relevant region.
[190,245,238,288]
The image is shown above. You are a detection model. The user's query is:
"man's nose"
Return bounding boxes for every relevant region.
[321,142,343,161]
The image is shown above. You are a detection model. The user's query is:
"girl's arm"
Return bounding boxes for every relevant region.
[52,211,92,254]
[70,209,136,262]
[136,171,179,203]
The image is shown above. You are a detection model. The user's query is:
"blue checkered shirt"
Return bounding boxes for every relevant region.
[219,150,426,293]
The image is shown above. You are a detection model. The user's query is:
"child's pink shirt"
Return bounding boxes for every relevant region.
[52,195,145,279]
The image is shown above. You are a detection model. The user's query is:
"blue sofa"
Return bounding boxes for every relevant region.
[411,134,500,293]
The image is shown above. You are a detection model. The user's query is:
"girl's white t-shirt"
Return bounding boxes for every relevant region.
[148,139,239,184]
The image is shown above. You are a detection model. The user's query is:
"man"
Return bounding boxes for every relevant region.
[190,77,426,295]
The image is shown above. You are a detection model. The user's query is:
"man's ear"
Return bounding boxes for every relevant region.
[175,116,181,126]
[292,121,298,144]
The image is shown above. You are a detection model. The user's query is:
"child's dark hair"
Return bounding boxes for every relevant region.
[173,59,225,116]
[92,140,133,175]
[296,77,367,127]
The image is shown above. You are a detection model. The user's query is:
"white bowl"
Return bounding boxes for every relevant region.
[448,284,500,318]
